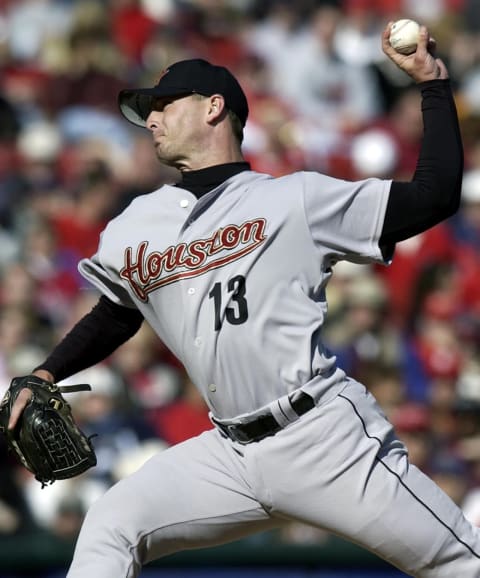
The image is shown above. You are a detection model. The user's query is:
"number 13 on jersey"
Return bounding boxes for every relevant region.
[208,275,248,330]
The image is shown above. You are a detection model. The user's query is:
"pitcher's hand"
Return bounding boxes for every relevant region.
[382,22,448,83]
[7,370,54,430]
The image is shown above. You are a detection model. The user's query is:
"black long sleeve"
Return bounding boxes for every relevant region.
[379,79,463,251]
[34,296,144,382]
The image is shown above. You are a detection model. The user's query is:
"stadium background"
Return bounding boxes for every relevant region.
[1,0,480,576]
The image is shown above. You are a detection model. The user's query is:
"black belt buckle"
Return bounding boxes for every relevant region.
[226,424,255,444]
[214,418,275,444]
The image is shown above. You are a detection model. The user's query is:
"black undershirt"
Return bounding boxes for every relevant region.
[35,79,462,382]
[174,161,251,197]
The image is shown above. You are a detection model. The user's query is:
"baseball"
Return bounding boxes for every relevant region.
[389,19,420,55]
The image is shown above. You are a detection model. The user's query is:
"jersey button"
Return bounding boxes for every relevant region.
[194,337,203,347]
[208,383,217,392]
[188,287,195,295]
[180,199,189,208]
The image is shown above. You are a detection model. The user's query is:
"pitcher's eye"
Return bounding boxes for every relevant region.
[151,97,174,112]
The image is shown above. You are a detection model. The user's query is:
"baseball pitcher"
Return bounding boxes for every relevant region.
[3,22,479,577]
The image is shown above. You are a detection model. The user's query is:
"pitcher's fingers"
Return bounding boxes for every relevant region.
[436,59,449,79]
[381,21,395,55]
[416,25,430,56]
[8,388,32,430]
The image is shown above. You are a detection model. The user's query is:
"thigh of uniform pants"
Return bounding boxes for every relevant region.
[67,429,279,578]
[249,380,480,577]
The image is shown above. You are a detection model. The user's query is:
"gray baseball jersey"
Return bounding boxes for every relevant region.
[79,170,390,420]
[69,169,480,578]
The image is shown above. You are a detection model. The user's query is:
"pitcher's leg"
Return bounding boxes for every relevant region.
[329,390,480,576]
[365,447,480,577]
[67,430,277,578]
[257,381,480,577]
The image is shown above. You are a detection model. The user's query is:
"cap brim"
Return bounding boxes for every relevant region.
[118,87,194,127]
[118,89,156,127]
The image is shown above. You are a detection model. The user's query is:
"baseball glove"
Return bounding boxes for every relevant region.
[0,375,97,487]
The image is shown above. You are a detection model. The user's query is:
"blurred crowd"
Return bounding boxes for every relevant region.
[1,0,480,552]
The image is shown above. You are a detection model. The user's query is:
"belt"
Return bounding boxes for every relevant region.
[211,392,315,444]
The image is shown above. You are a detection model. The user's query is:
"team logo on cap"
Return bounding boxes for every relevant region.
[157,68,170,83]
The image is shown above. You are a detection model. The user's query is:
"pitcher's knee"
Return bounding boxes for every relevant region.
[414,528,480,577]
[79,483,145,556]
[68,489,145,578]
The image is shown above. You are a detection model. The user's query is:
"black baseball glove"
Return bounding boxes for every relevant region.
[0,375,97,487]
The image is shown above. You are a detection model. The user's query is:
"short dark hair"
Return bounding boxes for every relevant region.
[227,109,244,145]
[193,93,244,145]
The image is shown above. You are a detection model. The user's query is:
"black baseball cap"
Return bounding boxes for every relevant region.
[118,59,249,128]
